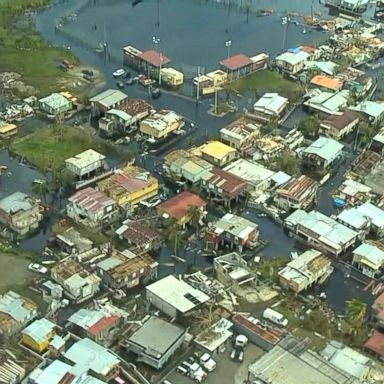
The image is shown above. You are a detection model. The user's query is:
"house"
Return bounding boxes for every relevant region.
[138,49,171,76]
[0,350,25,383]
[350,100,384,125]
[193,70,229,95]
[372,292,384,328]
[123,45,143,68]
[125,316,186,369]
[232,314,282,351]
[275,49,310,75]
[98,165,158,208]
[220,117,260,150]
[253,93,289,120]
[140,110,183,141]
[27,359,107,384]
[219,54,253,81]
[63,338,120,381]
[194,319,233,355]
[223,158,275,194]
[206,213,259,252]
[302,136,344,170]
[67,187,118,228]
[51,258,101,303]
[160,67,184,86]
[334,179,372,207]
[319,110,359,140]
[0,291,38,336]
[65,149,106,180]
[0,122,17,139]
[278,249,333,294]
[198,141,237,167]
[352,242,384,278]
[274,175,319,211]
[320,341,373,382]
[99,99,152,137]
[303,89,350,115]
[163,149,213,183]
[305,60,338,76]
[201,167,248,205]
[364,330,384,359]
[96,250,157,289]
[251,135,285,160]
[146,275,210,318]
[205,69,228,87]
[337,207,371,238]
[214,252,253,287]
[248,337,360,384]
[38,93,72,115]
[371,128,384,156]
[115,221,161,251]
[157,191,206,227]
[0,192,43,238]
[310,75,343,92]
[67,308,120,345]
[286,210,358,256]
[22,318,55,353]
[89,89,128,116]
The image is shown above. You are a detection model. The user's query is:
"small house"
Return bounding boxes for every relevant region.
[38,93,72,116]
[0,122,17,139]
[138,49,171,77]
[198,141,237,167]
[319,111,359,140]
[219,54,253,81]
[310,75,343,92]
[160,67,184,87]
[303,89,350,115]
[253,93,288,120]
[140,110,183,141]
[275,49,310,75]
[89,89,128,116]
[350,100,384,125]
[22,318,55,353]
[220,118,260,151]
[65,149,106,180]
[352,243,384,278]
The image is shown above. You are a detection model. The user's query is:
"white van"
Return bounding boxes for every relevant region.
[262,307,288,327]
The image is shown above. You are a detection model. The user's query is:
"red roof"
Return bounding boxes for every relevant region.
[300,45,316,53]
[364,330,384,356]
[157,191,206,219]
[68,187,115,213]
[139,50,171,67]
[205,168,247,197]
[87,315,119,336]
[220,54,252,71]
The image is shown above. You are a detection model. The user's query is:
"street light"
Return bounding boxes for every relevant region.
[152,36,162,86]
[225,39,232,61]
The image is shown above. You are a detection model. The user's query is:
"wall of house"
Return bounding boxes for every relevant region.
[22,330,55,353]
[146,290,178,318]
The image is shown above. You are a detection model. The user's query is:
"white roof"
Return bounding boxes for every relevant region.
[286,210,357,251]
[68,308,104,330]
[272,171,292,186]
[254,93,288,115]
[66,149,105,169]
[356,202,384,228]
[305,61,338,76]
[22,318,55,343]
[39,93,71,109]
[223,159,274,186]
[194,318,233,352]
[337,208,369,230]
[304,89,349,114]
[89,89,127,108]
[339,179,371,197]
[0,291,34,323]
[276,50,310,66]
[304,136,344,162]
[31,360,72,384]
[353,243,384,266]
[141,110,181,132]
[213,213,258,240]
[106,109,132,121]
[350,101,384,119]
[146,275,209,314]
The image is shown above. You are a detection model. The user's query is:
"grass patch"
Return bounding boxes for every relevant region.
[11,125,116,171]
[228,70,304,101]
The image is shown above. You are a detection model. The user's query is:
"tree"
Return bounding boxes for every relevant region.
[268,116,279,136]
[298,115,320,138]
[31,180,49,203]
[163,218,185,258]
[188,205,201,238]
[345,298,367,336]
[357,120,376,149]
[275,150,300,175]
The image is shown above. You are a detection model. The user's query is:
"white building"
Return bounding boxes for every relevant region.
[352,243,384,278]
[304,89,350,115]
[146,275,209,318]
[253,93,288,118]
[220,118,260,150]
[140,110,183,140]
[350,100,384,124]
[285,210,358,256]
[65,149,106,179]
[278,249,333,294]
[275,50,310,75]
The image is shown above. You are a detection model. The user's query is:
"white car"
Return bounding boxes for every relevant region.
[28,263,48,274]
[113,68,125,78]
[200,353,216,372]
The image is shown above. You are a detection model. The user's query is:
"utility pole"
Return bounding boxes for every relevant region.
[214,87,218,114]
[152,36,161,85]
[196,66,200,101]
[156,0,160,27]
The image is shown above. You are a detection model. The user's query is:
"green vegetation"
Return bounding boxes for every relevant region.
[229,70,304,101]
[272,150,301,176]
[258,256,288,282]
[0,0,79,95]
[298,115,320,138]
[12,126,116,171]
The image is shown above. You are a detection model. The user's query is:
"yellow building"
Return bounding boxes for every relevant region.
[98,165,158,207]
[22,318,55,353]
[198,141,237,167]
[206,69,228,87]
[160,67,184,86]
[140,110,183,140]
[0,123,17,139]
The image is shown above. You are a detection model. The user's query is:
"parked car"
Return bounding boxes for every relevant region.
[116,82,125,89]
[151,87,162,99]
[28,263,48,274]
[113,68,125,78]
[200,353,216,372]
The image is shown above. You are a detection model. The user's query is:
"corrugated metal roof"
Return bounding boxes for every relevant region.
[68,308,104,330]
[0,291,34,322]
[304,137,344,162]
[0,192,33,214]
[22,318,55,343]
[89,89,127,108]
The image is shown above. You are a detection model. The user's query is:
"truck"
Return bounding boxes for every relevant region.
[199,353,216,372]
[262,307,288,327]
[189,363,207,383]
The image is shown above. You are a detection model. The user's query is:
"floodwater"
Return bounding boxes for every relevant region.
[2,0,372,310]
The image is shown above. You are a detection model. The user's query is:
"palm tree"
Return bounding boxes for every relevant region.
[164,218,184,258]
[188,205,201,238]
[345,298,366,335]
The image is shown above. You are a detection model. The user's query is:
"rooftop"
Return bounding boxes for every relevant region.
[364,330,384,357]
[118,221,160,247]
[39,93,70,109]
[139,49,171,67]
[200,141,236,161]
[0,291,36,324]
[305,60,338,76]
[0,192,35,215]
[127,316,185,358]
[353,243,384,267]
[254,92,288,115]
[303,136,344,162]
[89,89,127,109]
[194,318,233,352]
[146,275,209,314]
[219,53,252,71]
[276,50,310,66]
[304,89,350,115]
[157,191,205,220]
[350,100,384,119]
[68,187,115,213]
[115,98,152,117]
[321,110,359,131]
[141,109,181,132]
[66,149,105,169]
[220,117,260,141]
[211,213,258,240]
[22,318,55,343]
[310,75,343,91]
[276,175,318,200]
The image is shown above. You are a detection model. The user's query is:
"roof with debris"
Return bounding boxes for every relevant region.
[303,136,344,162]
[211,213,258,240]
[68,187,115,213]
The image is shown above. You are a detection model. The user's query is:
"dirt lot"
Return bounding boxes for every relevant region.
[166,344,264,384]
[0,252,37,293]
